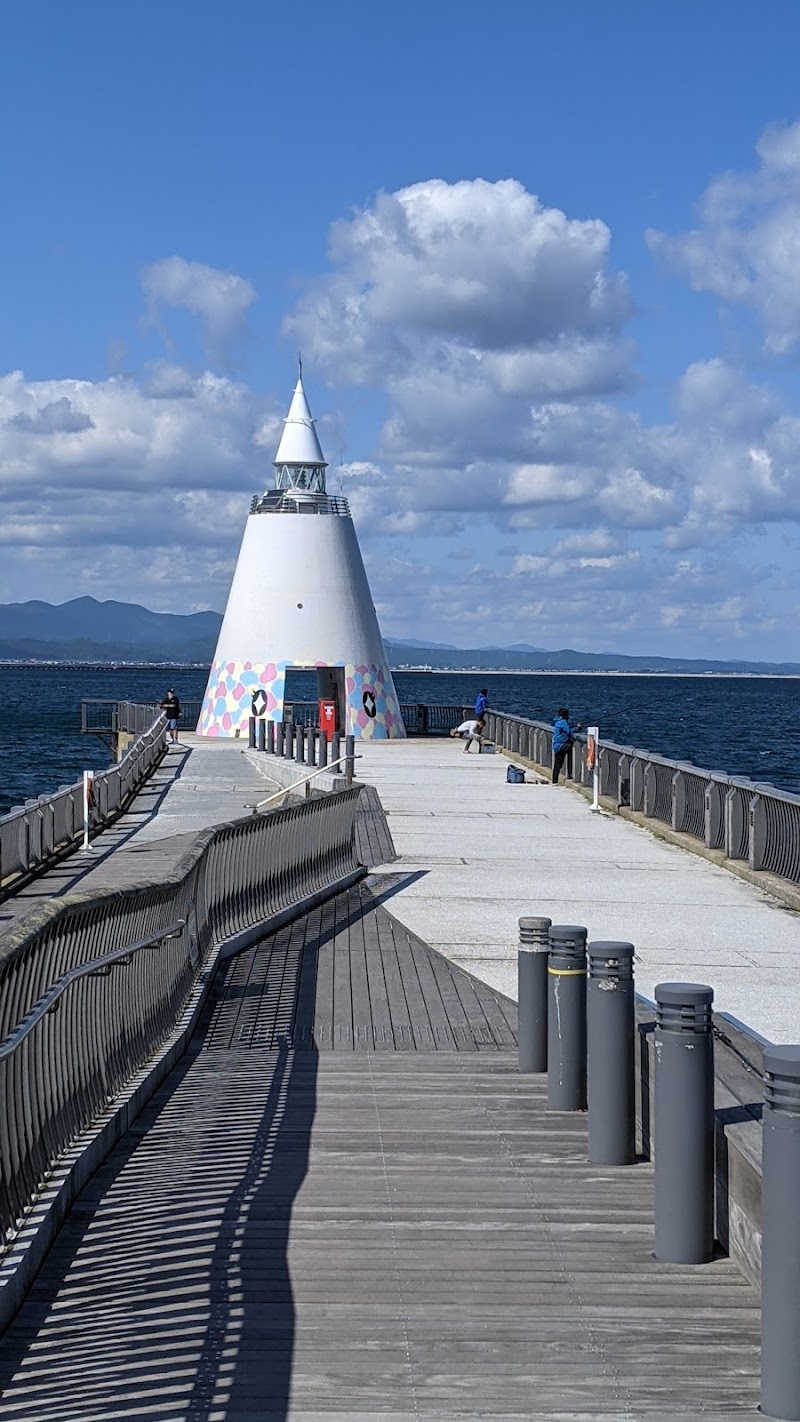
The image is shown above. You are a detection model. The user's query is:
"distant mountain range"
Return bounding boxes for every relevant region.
[0,597,798,675]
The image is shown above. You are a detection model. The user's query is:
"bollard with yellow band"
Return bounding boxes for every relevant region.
[547,924,588,1112]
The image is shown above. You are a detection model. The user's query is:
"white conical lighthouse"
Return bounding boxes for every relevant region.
[197,366,405,740]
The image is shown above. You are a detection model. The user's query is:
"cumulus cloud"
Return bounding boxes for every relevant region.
[0,367,276,607]
[141,257,257,363]
[286,177,633,390]
[647,122,800,352]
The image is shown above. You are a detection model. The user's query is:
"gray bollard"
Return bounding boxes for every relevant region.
[275,722,284,757]
[285,724,294,759]
[761,1045,800,1420]
[345,734,355,786]
[318,733,328,768]
[266,721,275,755]
[653,982,714,1264]
[256,719,266,753]
[547,925,588,1111]
[295,724,306,764]
[517,916,551,1073]
[331,731,341,769]
[248,716,257,750]
[306,728,316,767]
[587,942,635,1165]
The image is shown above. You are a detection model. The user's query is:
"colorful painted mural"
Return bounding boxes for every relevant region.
[343,662,404,738]
[197,657,405,738]
[196,659,287,737]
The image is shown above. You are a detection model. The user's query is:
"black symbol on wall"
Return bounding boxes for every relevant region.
[251,689,268,717]
[362,689,377,719]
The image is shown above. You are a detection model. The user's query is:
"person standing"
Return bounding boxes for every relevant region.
[474,687,489,718]
[160,688,181,744]
[552,707,582,783]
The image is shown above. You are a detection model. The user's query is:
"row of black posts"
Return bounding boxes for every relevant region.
[517,915,800,1422]
[247,717,355,786]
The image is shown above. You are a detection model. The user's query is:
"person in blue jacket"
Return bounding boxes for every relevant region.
[474,688,489,718]
[552,707,583,784]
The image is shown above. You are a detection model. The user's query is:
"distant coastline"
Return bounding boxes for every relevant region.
[2,660,800,680]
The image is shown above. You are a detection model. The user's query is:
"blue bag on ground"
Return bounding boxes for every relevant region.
[506,764,525,784]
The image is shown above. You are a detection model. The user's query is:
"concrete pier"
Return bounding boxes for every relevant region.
[356,737,800,1043]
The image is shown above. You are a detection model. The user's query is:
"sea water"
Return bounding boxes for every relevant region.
[0,665,797,815]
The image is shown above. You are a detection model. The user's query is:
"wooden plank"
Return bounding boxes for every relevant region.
[425,947,479,1051]
[331,887,354,1049]
[348,888,373,1051]
[390,918,436,1050]
[363,906,395,1051]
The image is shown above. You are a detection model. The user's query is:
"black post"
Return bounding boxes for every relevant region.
[266,721,275,755]
[653,982,714,1264]
[331,731,341,769]
[547,925,588,1111]
[761,1044,800,1420]
[318,733,328,768]
[275,721,285,757]
[345,734,355,786]
[285,723,294,759]
[256,719,266,753]
[248,716,256,750]
[295,724,306,764]
[587,941,635,1165]
[306,728,316,767]
[517,916,551,1073]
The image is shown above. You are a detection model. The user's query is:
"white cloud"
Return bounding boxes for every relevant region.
[141,257,257,363]
[647,122,800,351]
[286,177,633,390]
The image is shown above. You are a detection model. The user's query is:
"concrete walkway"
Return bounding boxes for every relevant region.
[0,735,276,937]
[357,737,800,1044]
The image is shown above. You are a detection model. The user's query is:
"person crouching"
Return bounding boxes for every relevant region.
[450,715,486,753]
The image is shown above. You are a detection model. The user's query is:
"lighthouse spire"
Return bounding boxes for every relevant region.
[272,365,327,495]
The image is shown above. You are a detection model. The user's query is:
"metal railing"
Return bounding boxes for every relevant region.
[0,713,168,897]
[485,710,800,888]
[0,786,363,1245]
[82,699,202,734]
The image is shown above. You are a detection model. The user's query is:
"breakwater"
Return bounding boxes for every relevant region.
[1,665,799,813]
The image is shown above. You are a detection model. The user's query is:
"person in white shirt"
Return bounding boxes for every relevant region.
[450,716,485,753]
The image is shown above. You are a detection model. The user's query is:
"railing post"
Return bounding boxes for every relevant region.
[671,769,686,831]
[725,786,745,859]
[345,735,355,787]
[705,779,724,848]
[547,925,588,1112]
[256,719,266,753]
[266,721,275,755]
[629,756,644,810]
[587,942,635,1165]
[415,704,427,735]
[761,1044,800,1420]
[517,916,551,1074]
[749,792,767,871]
[643,762,656,816]
[653,982,714,1264]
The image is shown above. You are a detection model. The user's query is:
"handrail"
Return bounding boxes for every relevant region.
[0,711,167,899]
[0,921,186,1062]
[486,708,800,888]
[0,786,365,1247]
[250,753,356,811]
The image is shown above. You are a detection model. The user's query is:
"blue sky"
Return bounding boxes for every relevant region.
[3,1,800,660]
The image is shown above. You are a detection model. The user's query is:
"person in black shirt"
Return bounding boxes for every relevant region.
[160,688,181,744]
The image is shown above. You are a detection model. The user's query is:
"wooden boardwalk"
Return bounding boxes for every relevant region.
[0,882,761,1420]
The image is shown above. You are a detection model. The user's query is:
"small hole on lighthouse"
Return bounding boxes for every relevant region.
[297,602,303,609]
